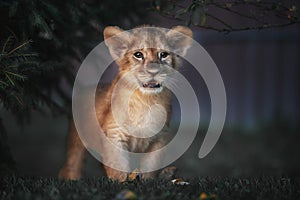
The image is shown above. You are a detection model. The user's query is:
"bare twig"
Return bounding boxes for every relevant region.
[153,0,300,32]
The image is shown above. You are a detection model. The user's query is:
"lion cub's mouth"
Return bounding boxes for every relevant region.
[140,81,163,94]
[142,81,161,89]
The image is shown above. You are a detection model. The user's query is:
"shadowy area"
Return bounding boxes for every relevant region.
[174,124,300,178]
[2,107,300,178]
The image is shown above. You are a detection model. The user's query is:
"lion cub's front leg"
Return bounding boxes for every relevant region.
[101,135,130,182]
[141,134,169,179]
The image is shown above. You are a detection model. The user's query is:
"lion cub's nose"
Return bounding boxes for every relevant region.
[146,63,161,75]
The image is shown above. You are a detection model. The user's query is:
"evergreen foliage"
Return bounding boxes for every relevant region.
[0,35,56,120]
[0,0,150,125]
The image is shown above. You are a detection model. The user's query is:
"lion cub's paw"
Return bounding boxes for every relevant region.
[128,169,142,181]
[58,166,81,180]
[159,166,177,180]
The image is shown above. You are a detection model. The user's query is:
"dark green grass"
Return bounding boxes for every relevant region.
[0,176,299,200]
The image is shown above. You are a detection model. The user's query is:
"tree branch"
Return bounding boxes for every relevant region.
[153,0,300,32]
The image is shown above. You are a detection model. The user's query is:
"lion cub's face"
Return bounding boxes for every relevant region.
[104,26,193,94]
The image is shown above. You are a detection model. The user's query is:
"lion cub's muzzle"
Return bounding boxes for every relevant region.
[139,63,165,93]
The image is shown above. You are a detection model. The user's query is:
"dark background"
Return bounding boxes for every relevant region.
[1,0,300,178]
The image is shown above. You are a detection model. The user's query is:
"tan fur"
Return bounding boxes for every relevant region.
[59,25,192,181]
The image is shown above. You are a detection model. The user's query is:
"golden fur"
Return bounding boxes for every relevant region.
[59,25,193,181]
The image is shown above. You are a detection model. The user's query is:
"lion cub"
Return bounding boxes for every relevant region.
[59,25,193,182]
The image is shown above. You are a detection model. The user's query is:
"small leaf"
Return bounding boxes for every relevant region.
[224,3,232,8]
[0,80,9,86]
[5,73,15,86]
[289,5,297,12]
[5,71,26,80]
[191,5,206,26]
[115,189,137,200]
[200,193,208,199]
[201,14,206,26]
[175,9,187,19]
[199,192,218,200]
[7,40,31,55]
[171,178,190,185]
[8,1,18,17]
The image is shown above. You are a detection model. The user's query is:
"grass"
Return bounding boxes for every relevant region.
[0,176,299,200]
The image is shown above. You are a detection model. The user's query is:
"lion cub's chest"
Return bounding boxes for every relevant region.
[101,90,170,152]
[117,95,168,138]
[124,99,169,152]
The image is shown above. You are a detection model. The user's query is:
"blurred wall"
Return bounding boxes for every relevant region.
[193,26,300,130]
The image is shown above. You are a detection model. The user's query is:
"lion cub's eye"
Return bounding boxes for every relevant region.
[159,52,169,61]
[133,51,144,60]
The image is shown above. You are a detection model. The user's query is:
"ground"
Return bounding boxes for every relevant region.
[0,176,299,200]
[1,110,300,199]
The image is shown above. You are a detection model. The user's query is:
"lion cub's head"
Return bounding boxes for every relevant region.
[104,26,193,94]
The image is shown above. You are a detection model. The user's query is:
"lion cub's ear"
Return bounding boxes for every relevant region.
[104,26,131,60]
[167,26,193,56]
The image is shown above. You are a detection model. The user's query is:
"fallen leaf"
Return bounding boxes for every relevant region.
[289,5,297,12]
[171,178,190,185]
[115,189,137,200]
[199,192,218,200]
[200,192,208,199]
[225,3,232,8]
